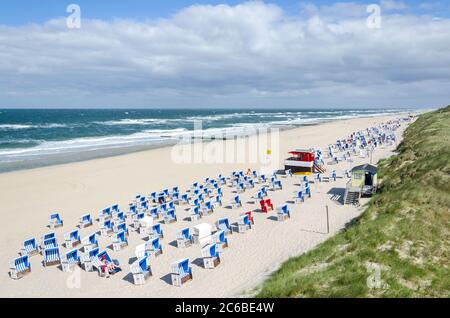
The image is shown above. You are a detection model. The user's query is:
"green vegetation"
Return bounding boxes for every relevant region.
[256,106,450,298]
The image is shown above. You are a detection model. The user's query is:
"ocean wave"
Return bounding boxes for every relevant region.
[94,119,170,125]
[0,123,67,130]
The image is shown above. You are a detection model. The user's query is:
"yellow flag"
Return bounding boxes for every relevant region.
[267,149,272,155]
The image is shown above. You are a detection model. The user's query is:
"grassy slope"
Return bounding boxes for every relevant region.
[256,106,450,298]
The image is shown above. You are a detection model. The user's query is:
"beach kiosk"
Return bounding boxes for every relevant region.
[345,164,378,204]
[284,149,323,174]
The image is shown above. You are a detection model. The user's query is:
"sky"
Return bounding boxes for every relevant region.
[0,0,449,108]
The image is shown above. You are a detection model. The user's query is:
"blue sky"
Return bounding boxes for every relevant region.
[1,0,448,25]
[0,1,449,108]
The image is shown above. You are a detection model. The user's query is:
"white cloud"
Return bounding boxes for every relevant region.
[0,1,449,108]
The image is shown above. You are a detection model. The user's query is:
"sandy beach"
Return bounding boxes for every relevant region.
[0,114,410,298]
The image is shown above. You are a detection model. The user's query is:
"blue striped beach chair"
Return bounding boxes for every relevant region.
[93,250,121,277]
[202,201,214,215]
[212,195,222,208]
[150,192,157,203]
[149,207,159,219]
[113,211,125,223]
[259,174,267,184]
[212,230,229,251]
[260,186,268,197]
[112,230,128,252]
[190,205,201,222]
[150,223,164,239]
[172,192,180,204]
[277,204,291,221]
[48,213,63,229]
[133,212,146,230]
[79,213,93,228]
[176,227,193,248]
[237,182,246,193]
[201,243,221,269]
[100,220,113,236]
[61,249,80,272]
[164,209,177,224]
[305,184,312,198]
[285,169,293,177]
[253,190,264,201]
[82,247,99,272]
[21,238,39,257]
[149,237,163,258]
[181,193,189,205]
[114,222,129,236]
[170,258,193,287]
[9,255,31,279]
[64,229,81,248]
[215,218,233,235]
[237,214,251,233]
[99,208,112,223]
[112,204,120,213]
[231,195,242,209]
[82,233,98,251]
[295,191,305,203]
[130,256,152,285]
[43,247,61,267]
[272,179,283,190]
[128,204,138,219]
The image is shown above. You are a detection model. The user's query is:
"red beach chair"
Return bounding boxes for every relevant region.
[260,200,268,213]
[265,199,274,211]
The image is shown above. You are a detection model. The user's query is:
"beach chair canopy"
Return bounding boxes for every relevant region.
[103,220,112,228]
[42,232,55,241]
[68,229,80,241]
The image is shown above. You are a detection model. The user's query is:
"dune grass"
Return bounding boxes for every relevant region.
[256,106,450,298]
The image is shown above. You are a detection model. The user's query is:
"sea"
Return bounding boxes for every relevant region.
[0,108,407,172]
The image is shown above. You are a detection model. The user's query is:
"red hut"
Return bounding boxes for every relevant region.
[284,149,317,174]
